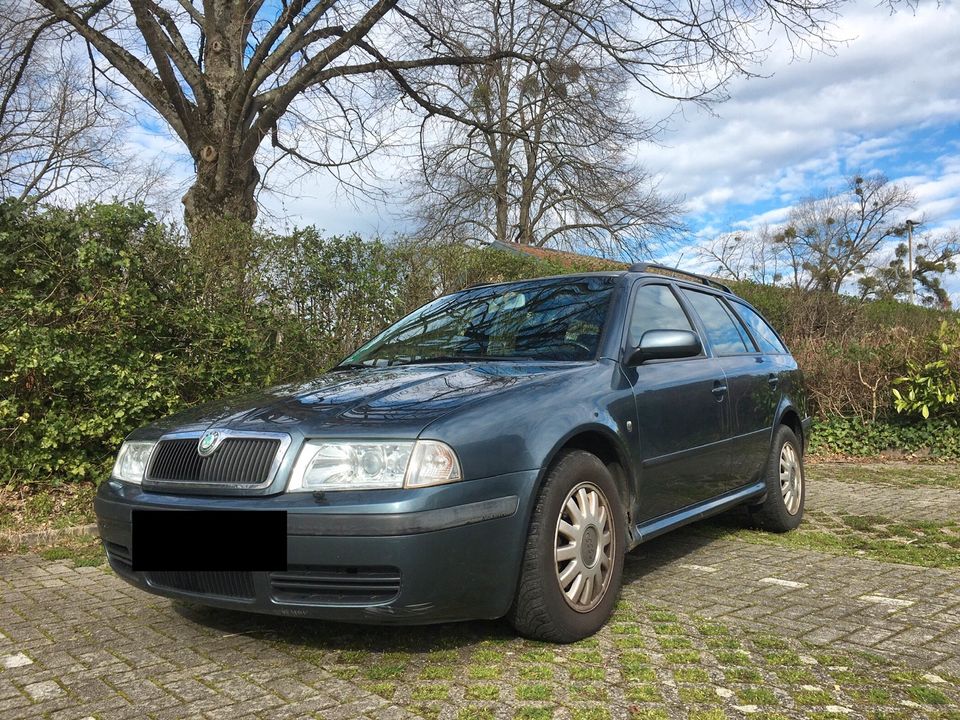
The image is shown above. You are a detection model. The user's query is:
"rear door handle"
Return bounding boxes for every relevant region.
[768,373,779,389]
[712,381,728,399]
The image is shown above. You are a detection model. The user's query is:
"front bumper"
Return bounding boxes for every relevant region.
[94,470,537,624]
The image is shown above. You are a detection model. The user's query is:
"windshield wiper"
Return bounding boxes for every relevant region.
[333,362,370,370]
[389,355,514,366]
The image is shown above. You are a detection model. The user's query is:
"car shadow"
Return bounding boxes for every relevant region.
[172,596,514,653]
[171,512,744,651]
[622,515,739,585]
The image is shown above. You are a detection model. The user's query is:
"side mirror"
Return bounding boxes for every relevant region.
[627,329,702,365]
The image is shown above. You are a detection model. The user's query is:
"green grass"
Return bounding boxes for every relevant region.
[570,709,609,720]
[458,708,495,720]
[794,688,835,705]
[516,684,551,701]
[675,668,710,682]
[697,509,960,569]
[253,608,958,720]
[411,685,449,701]
[738,687,779,705]
[11,535,107,567]
[0,482,97,532]
[808,462,960,490]
[908,685,952,705]
[38,541,105,567]
[515,708,552,720]
[465,684,499,701]
[624,685,661,702]
[679,685,716,702]
[7,464,960,720]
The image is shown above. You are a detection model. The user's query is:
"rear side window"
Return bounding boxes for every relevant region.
[733,302,788,354]
[628,284,693,346]
[681,289,755,355]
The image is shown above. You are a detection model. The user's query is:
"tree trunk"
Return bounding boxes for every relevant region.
[494,160,510,244]
[181,155,260,233]
[516,139,537,245]
[182,152,261,305]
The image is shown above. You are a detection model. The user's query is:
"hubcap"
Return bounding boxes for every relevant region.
[780,442,803,515]
[554,482,615,612]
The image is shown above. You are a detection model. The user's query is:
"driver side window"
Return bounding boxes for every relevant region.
[628,284,694,347]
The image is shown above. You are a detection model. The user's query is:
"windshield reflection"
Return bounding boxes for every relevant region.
[341,277,616,366]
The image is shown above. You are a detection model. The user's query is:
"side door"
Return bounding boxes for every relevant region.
[679,289,776,489]
[728,300,792,474]
[623,282,732,521]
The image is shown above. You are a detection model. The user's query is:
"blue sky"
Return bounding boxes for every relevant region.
[129,0,960,296]
[629,0,960,286]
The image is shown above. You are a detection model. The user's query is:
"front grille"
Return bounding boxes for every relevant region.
[147,437,280,485]
[270,566,401,606]
[146,571,256,599]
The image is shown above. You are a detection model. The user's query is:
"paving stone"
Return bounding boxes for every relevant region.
[807,475,960,521]
[2,474,960,718]
[23,679,63,700]
[1,652,32,669]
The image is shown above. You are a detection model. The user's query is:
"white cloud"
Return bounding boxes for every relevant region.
[635,0,960,223]
[733,205,793,230]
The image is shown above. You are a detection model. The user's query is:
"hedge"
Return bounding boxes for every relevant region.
[3,200,958,486]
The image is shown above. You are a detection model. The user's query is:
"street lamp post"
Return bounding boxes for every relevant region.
[905,219,922,305]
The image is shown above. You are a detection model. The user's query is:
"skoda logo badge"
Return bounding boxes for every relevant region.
[197,431,221,457]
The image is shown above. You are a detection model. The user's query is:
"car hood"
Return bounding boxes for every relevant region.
[133,362,583,440]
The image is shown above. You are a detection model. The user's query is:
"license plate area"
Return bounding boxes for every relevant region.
[132,510,287,571]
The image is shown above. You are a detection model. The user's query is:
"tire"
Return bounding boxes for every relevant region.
[508,450,626,643]
[749,425,805,532]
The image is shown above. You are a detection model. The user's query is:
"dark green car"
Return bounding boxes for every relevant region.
[96,264,810,642]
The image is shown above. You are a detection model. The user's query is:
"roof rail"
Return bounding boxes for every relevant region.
[628,262,733,294]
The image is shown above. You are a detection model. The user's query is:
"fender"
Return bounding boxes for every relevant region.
[535,420,637,495]
[772,395,807,449]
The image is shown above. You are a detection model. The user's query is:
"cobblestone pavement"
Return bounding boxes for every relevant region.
[806,476,960,522]
[0,555,420,720]
[623,531,960,674]
[1,472,959,719]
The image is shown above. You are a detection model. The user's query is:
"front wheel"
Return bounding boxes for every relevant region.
[508,450,625,642]
[749,425,805,532]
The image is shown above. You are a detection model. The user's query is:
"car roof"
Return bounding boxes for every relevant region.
[467,270,741,300]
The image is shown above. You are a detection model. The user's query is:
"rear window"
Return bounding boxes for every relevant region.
[681,289,756,355]
[732,302,788,354]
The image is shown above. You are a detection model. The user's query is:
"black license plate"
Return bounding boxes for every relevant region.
[131,510,287,571]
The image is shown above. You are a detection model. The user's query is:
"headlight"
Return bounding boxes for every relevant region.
[287,440,462,491]
[111,441,156,484]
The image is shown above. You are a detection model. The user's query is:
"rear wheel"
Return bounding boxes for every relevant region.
[509,450,625,642]
[749,425,805,532]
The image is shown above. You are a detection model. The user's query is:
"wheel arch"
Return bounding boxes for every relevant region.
[775,405,804,453]
[533,424,635,527]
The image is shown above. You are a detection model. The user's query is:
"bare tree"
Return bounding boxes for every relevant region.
[697,226,784,284]
[0,3,173,206]
[404,0,680,258]
[776,174,915,293]
[19,0,843,246]
[859,228,960,308]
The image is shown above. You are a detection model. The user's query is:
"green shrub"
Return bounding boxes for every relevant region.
[1,202,562,486]
[811,416,960,459]
[0,202,277,484]
[892,320,960,421]
[732,281,951,420]
[5,199,960,487]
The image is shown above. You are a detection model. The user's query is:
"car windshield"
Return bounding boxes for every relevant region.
[340,276,616,367]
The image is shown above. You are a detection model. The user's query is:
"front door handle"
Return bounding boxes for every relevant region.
[712,381,728,400]
[768,373,779,389]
